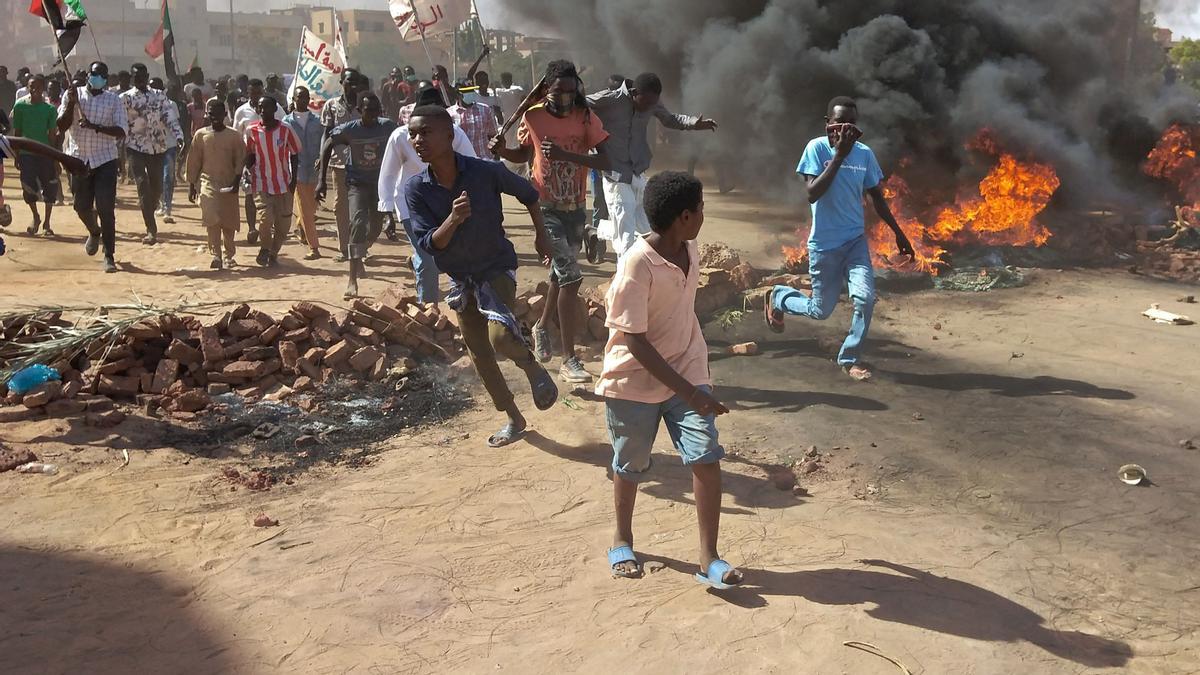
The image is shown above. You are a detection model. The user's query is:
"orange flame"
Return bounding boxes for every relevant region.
[1143,123,1200,219]
[784,131,1061,275]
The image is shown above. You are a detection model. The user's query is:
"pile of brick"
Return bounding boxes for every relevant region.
[510,281,612,345]
[0,289,462,424]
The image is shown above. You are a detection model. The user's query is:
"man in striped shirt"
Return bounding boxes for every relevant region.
[243,96,301,268]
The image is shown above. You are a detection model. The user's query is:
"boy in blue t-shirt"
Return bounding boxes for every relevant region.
[765,96,914,381]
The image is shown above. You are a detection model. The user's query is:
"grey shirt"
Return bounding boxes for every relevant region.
[320,95,360,169]
[587,83,699,184]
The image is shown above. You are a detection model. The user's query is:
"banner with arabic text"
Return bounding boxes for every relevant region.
[388,0,470,41]
[287,27,346,113]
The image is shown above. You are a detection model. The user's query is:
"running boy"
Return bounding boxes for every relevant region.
[595,171,742,589]
[765,97,914,382]
[11,74,61,236]
[186,99,245,270]
[490,60,611,386]
[243,96,301,269]
[405,105,558,448]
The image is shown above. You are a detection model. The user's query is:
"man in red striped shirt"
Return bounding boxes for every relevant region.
[243,96,301,267]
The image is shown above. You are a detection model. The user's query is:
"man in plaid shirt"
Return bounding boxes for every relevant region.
[243,96,301,269]
[57,61,129,273]
[451,87,499,160]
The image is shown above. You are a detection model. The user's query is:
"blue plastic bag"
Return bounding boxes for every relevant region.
[6,365,61,395]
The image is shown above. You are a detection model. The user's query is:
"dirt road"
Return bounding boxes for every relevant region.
[1,174,1198,673]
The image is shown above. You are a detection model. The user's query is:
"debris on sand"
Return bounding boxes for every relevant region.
[253,514,279,528]
[1142,305,1193,325]
[725,342,760,356]
[222,467,278,491]
[1180,439,1196,451]
[698,242,743,271]
[933,266,1026,292]
[1118,464,1148,486]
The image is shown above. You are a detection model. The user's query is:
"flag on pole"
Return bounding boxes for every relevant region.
[29,0,88,61]
[332,11,348,64]
[388,0,470,41]
[145,0,179,84]
[288,27,347,113]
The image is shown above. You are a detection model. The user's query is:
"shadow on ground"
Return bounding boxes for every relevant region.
[0,546,238,674]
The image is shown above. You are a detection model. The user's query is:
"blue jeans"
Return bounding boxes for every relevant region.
[773,235,875,366]
[161,146,178,212]
[605,385,725,482]
[402,217,441,303]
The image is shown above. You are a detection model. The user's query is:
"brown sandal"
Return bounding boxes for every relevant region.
[764,287,785,333]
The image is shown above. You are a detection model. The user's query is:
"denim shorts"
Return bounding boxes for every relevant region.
[605,386,725,482]
[543,206,586,286]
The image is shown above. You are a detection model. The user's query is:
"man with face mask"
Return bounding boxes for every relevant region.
[586,72,717,259]
[451,81,499,160]
[57,61,129,273]
[120,63,184,245]
[320,68,364,262]
[491,60,611,386]
[316,92,397,299]
[284,86,325,260]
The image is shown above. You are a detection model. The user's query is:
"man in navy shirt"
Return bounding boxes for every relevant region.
[765,97,914,382]
[405,105,559,448]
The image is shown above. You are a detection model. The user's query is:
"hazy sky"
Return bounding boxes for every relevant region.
[206,1,1197,39]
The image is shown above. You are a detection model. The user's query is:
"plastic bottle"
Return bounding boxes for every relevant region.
[6,364,61,395]
[15,462,59,475]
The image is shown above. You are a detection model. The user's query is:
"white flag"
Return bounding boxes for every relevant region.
[288,27,347,113]
[388,0,471,41]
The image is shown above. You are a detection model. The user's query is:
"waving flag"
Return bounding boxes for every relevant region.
[29,0,88,61]
[287,27,346,113]
[388,0,470,41]
[144,0,179,84]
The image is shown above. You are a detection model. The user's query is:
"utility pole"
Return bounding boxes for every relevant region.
[229,0,235,65]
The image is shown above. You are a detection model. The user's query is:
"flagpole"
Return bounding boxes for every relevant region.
[287,29,306,112]
[408,0,450,106]
[470,0,494,76]
[37,8,89,125]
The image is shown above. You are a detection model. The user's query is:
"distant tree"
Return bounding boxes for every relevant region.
[1170,39,1200,91]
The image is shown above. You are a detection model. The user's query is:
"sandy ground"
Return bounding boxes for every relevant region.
[2,170,1199,674]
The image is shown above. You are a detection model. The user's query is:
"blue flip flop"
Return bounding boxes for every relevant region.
[696,559,743,590]
[607,545,642,579]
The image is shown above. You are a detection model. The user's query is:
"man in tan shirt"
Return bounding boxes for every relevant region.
[187,99,245,270]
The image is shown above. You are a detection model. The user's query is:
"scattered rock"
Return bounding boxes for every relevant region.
[1180,295,1196,304]
[804,445,819,459]
[644,561,667,574]
[726,342,759,356]
[172,389,211,413]
[294,434,320,449]
[0,445,38,472]
[1180,439,1197,450]
[85,409,127,428]
[912,412,925,421]
[252,423,281,439]
[207,383,232,396]
[44,398,87,417]
[768,467,797,491]
[22,381,63,408]
[253,514,279,528]
[973,489,992,500]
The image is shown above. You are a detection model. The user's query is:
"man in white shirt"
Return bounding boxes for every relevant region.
[377,108,476,310]
[232,78,283,245]
[57,61,129,273]
[121,63,183,245]
[494,72,526,177]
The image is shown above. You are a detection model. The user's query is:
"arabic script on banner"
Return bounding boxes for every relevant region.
[288,27,346,112]
[388,0,471,41]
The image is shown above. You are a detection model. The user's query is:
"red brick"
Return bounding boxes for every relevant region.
[292,375,315,392]
[22,381,63,408]
[369,358,388,381]
[283,327,312,343]
[296,358,323,380]
[61,378,84,399]
[324,340,355,366]
[349,326,382,344]
[246,309,276,330]
[292,301,330,321]
[88,342,133,361]
[259,324,282,345]
[82,396,115,412]
[242,345,278,362]
[227,319,262,338]
[98,375,140,398]
[0,405,40,423]
[280,314,305,331]
[279,341,301,371]
[97,356,139,375]
[222,337,260,360]
[261,359,283,377]
[139,373,154,394]
[86,409,127,428]
[150,359,181,394]
[165,339,203,364]
[349,346,385,372]
[231,303,252,320]
[172,389,211,413]
[222,361,268,380]
[331,310,352,332]
[207,383,232,395]
[302,346,326,364]
[199,327,224,365]
[125,321,163,340]
[311,317,339,345]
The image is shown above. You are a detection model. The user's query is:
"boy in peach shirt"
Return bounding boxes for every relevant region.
[594,171,743,590]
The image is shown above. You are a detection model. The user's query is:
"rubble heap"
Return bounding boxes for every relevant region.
[0,290,466,424]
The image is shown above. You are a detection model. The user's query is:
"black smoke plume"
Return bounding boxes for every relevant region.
[502,0,1198,208]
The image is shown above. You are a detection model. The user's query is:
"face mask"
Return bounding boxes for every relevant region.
[88,74,108,90]
[547,93,575,115]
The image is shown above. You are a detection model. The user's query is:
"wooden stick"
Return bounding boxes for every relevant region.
[490,75,546,157]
